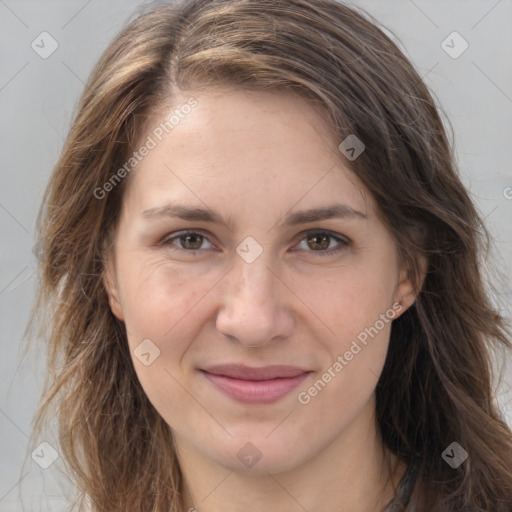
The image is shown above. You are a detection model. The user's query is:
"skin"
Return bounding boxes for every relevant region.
[104,88,422,512]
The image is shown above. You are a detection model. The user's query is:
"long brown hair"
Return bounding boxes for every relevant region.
[25,0,512,510]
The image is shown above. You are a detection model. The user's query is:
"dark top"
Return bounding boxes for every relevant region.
[381,459,420,511]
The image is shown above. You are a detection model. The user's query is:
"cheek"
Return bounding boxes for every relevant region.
[291,255,397,401]
[117,255,215,352]
[117,245,397,352]
[295,258,397,342]
[116,257,216,421]
[295,270,394,432]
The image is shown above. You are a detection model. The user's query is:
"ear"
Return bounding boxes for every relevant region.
[394,254,428,319]
[102,254,125,322]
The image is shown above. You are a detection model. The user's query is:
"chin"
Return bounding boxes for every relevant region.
[206,431,312,475]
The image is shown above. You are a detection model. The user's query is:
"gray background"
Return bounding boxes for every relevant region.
[1,0,511,510]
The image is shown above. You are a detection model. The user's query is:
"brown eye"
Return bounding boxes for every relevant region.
[294,230,350,256]
[178,233,204,250]
[161,231,214,253]
[306,233,331,251]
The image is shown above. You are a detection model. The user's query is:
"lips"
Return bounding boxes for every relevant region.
[202,364,308,380]
[200,364,311,404]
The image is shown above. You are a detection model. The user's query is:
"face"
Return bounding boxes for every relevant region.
[104,88,416,475]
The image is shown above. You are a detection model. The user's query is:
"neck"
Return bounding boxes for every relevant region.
[175,398,406,512]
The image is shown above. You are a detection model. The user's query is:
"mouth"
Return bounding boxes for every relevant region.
[200,364,312,404]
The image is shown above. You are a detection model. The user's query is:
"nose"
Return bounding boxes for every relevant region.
[215,250,294,348]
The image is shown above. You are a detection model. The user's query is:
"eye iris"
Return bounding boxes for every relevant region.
[307,233,330,250]
[181,233,203,250]
[173,233,338,252]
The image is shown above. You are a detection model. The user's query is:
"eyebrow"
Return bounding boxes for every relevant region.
[142,202,368,228]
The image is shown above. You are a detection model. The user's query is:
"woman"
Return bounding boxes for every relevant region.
[27,0,512,510]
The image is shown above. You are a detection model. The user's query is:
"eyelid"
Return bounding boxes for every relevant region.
[292,228,350,244]
[160,228,351,255]
[291,229,350,256]
[160,229,217,250]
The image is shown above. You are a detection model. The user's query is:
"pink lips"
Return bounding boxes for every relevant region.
[201,364,311,404]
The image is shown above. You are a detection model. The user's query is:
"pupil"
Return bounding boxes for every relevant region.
[179,234,332,251]
[183,234,202,250]
[308,233,329,250]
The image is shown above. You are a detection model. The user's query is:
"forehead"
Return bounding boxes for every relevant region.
[123,88,373,220]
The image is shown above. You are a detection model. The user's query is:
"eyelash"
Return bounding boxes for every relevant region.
[160,230,350,257]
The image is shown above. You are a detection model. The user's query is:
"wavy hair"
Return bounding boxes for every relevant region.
[25,0,512,510]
